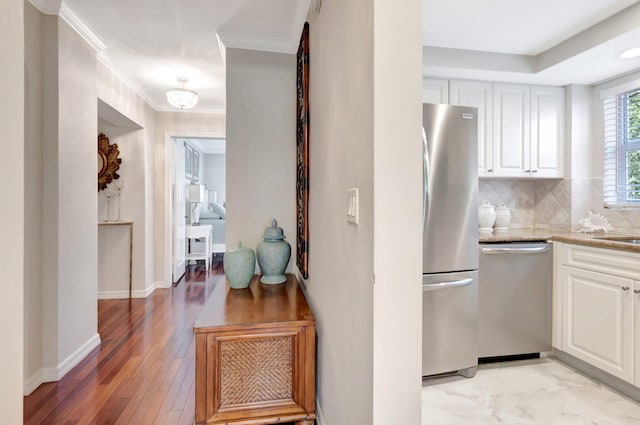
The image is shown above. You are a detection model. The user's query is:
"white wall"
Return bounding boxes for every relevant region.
[304,1,375,422]
[32,14,100,389]
[97,65,157,297]
[154,111,225,286]
[372,0,423,423]
[23,0,44,391]
[0,0,24,422]
[303,1,423,421]
[55,17,99,368]
[97,120,149,297]
[203,153,226,204]
[225,48,296,272]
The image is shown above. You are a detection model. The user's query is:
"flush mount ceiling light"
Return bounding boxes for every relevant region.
[166,77,198,109]
[619,47,640,59]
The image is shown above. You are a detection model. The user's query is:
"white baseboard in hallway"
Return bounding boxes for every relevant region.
[23,370,44,396]
[98,284,155,299]
[24,333,101,396]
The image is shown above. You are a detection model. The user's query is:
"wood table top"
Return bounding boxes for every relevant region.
[194,274,315,333]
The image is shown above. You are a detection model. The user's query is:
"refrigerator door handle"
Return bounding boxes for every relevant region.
[422,127,430,227]
[481,246,551,254]
[423,278,473,291]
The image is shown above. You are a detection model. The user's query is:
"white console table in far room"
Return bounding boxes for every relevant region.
[98,220,133,298]
[186,225,212,270]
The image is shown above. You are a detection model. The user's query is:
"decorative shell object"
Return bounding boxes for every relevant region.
[256,219,291,284]
[578,211,614,233]
[478,201,496,232]
[223,242,256,289]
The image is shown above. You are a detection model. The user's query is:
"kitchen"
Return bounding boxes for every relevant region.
[421,0,640,422]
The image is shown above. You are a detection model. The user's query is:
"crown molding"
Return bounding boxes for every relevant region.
[27,0,62,15]
[97,53,160,109]
[292,0,311,38]
[218,0,310,55]
[217,31,298,54]
[216,33,227,66]
[59,2,106,51]
[309,0,322,16]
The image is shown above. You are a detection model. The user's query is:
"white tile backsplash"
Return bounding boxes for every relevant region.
[480,178,640,232]
[479,180,534,228]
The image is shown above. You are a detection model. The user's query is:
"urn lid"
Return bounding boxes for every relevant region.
[496,203,509,211]
[263,219,285,241]
[231,241,252,252]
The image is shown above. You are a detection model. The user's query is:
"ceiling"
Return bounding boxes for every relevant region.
[29,0,309,114]
[28,0,640,114]
[424,0,640,85]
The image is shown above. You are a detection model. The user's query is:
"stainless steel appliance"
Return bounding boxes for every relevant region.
[478,242,552,358]
[422,103,479,378]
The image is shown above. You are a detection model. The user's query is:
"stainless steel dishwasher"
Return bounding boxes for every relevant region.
[478,242,552,359]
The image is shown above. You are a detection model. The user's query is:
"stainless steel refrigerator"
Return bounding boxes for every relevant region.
[422,103,479,378]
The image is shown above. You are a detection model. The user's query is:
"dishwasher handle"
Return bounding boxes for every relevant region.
[481,246,551,255]
[423,278,473,291]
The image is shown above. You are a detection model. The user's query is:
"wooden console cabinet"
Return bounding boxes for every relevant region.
[194,274,316,425]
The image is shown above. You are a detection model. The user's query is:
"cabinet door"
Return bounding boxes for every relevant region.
[449,80,493,177]
[531,86,564,178]
[422,79,448,104]
[492,83,530,177]
[562,265,634,383]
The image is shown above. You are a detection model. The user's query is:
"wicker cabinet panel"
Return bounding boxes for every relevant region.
[220,336,293,406]
[194,275,316,425]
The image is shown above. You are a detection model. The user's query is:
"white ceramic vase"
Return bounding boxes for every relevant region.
[494,204,512,231]
[478,201,496,232]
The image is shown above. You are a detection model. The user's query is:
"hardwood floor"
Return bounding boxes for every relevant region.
[24,257,225,425]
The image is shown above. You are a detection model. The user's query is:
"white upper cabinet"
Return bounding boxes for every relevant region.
[449,80,493,177]
[424,78,564,179]
[531,86,565,178]
[422,79,448,104]
[492,83,531,177]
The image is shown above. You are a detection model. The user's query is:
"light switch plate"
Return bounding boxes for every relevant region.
[347,187,359,225]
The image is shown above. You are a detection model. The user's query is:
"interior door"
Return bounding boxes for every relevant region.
[172,141,186,283]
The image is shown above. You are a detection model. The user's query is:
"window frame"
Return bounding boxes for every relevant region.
[604,88,640,208]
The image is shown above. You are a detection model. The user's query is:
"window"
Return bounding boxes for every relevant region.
[603,88,640,207]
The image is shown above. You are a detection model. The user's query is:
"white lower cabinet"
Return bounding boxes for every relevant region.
[561,265,634,382]
[556,243,640,387]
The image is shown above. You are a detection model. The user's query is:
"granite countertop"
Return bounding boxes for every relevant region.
[479,227,640,253]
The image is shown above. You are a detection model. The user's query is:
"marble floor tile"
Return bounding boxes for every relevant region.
[422,358,640,425]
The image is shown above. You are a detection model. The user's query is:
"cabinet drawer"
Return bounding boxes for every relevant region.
[564,243,640,279]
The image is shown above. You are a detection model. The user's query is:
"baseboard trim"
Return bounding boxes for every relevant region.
[316,401,327,425]
[23,370,44,396]
[98,284,155,299]
[27,333,102,394]
[56,333,101,380]
[154,280,172,289]
[554,349,640,402]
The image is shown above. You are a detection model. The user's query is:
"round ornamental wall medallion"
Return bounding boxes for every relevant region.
[98,133,121,191]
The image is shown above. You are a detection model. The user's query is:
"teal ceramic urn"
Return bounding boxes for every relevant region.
[256,219,291,284]
[223,241,256,289]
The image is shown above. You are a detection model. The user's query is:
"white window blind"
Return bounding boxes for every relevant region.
[603,88,640,208]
